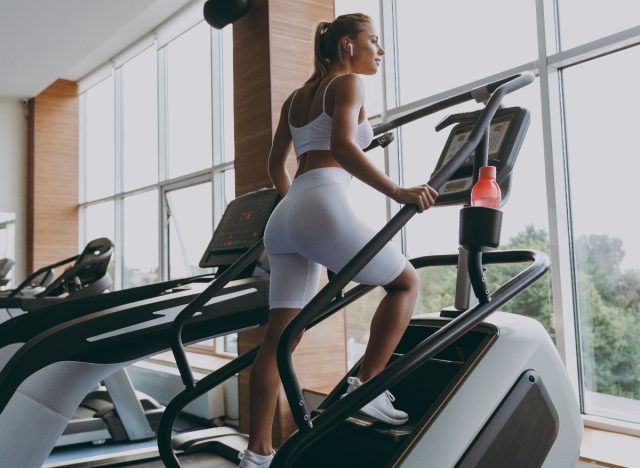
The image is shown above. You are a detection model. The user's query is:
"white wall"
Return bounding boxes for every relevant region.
[0,99,28,282]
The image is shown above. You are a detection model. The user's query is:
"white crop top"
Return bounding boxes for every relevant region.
[288,75,374,158]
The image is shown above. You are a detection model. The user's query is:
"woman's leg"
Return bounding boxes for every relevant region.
[246,308,302,455]
[357,264,419,382]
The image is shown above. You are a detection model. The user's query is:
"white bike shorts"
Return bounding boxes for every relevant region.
[264,167,407,309]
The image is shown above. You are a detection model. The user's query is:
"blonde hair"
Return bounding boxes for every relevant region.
[306,13,373,85]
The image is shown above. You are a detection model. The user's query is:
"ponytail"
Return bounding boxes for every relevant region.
[305,13,372,85]
[306,22,332,85]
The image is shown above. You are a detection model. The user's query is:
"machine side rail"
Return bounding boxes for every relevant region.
[157,255,460,467]
[277,72,535,431]
[171,239,267,388]
[273,250,550,467]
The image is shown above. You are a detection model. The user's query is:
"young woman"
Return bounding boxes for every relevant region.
[238,13,438,468]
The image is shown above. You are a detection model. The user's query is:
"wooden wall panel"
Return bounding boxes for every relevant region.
[233,0,273,195]
[27,79,78,272]
[233,0,342,447]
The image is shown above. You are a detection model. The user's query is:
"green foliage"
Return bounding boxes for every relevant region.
[574,235,640,399]
[417,265,458,314]
[486,225,555,340]
[416,225,640,400]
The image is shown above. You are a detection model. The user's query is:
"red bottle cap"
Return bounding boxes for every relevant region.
[479,166,496,178]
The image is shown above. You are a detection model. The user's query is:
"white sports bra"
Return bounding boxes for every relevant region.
[288,75,374,158]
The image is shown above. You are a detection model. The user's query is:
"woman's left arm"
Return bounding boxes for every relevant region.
[268,96,294,196]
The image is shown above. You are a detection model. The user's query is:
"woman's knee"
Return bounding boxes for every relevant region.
[385,264,420,294]
[262,308,301,348]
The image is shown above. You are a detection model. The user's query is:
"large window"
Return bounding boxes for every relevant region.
[563,47,640,424]
[558,1,640,51]
[395,0,537,105]
[123,190,159,288]
[79,11,234,356]
[122,46,158,191]
[166,22,213,178]
[83,76,114,200]
[165,181,212,279]
[336,0,640,432]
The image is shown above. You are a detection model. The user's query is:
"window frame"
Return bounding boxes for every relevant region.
[78,14,234,358]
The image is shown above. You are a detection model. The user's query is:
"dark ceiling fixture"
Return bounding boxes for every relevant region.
[203,0,251,29]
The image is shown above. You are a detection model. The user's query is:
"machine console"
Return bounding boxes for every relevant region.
[432,106,529,207]
[199,189,279,270]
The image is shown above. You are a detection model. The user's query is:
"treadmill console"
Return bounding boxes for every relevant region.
[432,106,529,207]
[199,189,280,269]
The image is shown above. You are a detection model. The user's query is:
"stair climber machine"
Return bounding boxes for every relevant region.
[0,237,115,322]
[0,73,582,468]
[152,72,581,468]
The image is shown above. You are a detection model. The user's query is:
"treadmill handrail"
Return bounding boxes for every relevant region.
[35,246,113,298]
[276,72,535,431]
[7,254,78,298]
[273,250,549,467]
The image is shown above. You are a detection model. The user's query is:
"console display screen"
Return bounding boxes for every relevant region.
[441,119,511,167]
[208,192,278,252]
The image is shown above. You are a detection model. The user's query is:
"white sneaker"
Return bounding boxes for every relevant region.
[238,449,275,468]
[342,376,409,426]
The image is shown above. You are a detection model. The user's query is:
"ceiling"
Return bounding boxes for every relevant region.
[0,0,193,99]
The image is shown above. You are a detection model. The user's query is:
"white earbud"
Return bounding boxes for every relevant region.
[347,43,353,57]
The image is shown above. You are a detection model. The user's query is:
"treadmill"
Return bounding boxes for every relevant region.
[0,189,280,456]
[0,237,115,322]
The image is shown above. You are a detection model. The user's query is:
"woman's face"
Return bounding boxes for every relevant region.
[349,23,384,75]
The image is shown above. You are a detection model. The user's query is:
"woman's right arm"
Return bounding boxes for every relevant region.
[330,75,438,212]
[268,95,295,197]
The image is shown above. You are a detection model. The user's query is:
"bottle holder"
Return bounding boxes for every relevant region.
[459,206,503,251]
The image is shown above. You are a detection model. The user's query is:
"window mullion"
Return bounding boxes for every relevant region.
[114,66,125,289]
[380,0,404,252]
[158,44,169,280]
[78,93,88,250]
[536,0,581,396]
[211,27,224,167]
[158,45,169,182]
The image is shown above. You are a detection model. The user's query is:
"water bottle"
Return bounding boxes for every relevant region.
[471,166,501,208]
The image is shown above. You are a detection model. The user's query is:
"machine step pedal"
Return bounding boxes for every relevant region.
[312,408,414,443]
